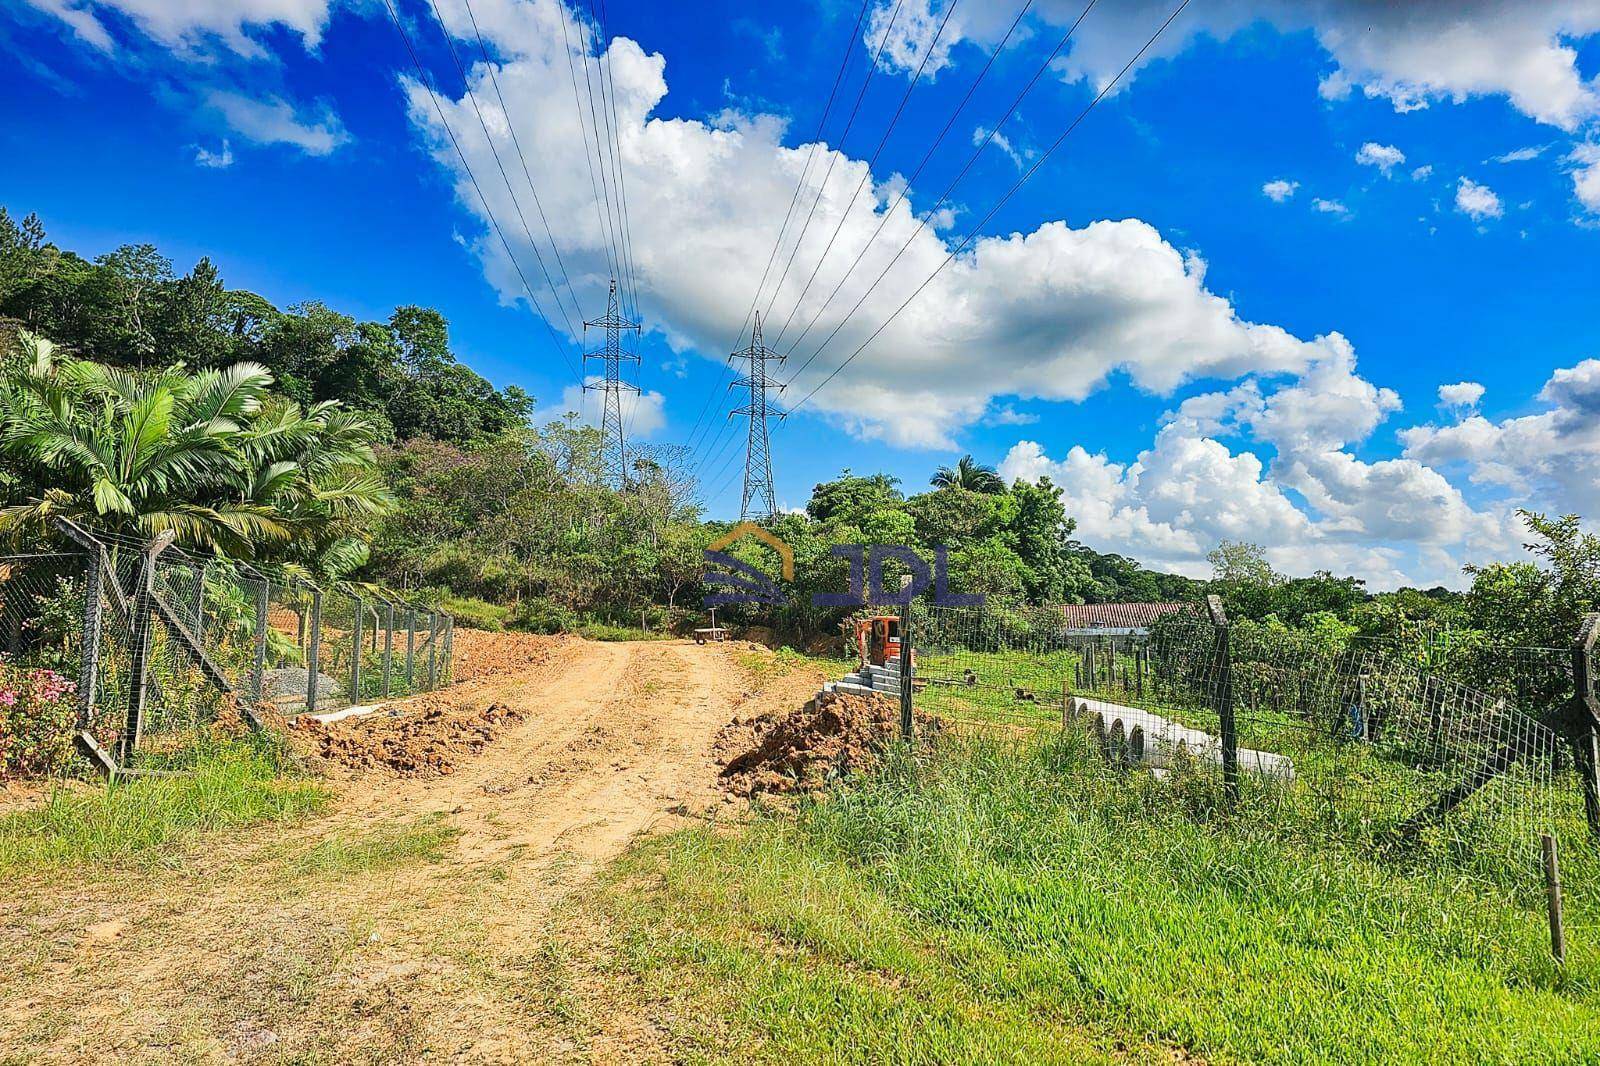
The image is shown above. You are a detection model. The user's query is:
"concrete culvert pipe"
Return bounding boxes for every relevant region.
[1072,696,1295,782]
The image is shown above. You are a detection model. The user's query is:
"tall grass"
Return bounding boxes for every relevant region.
[610,729,1600,1063]
[0,738,326,870]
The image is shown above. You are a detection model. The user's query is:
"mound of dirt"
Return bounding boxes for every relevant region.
[449,629,564,682]
[293,698,523,777]
[717,689,940,798]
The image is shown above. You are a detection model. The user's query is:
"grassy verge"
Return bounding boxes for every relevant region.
[0,738,326,870]
[603,729,1600,1064]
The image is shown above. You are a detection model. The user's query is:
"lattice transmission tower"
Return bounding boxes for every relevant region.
[583,277,642,487]
[729,313,786,522]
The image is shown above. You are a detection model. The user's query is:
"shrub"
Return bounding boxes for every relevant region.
[435,594,507,632]
[507,597,577,634]
[0,659,78,779]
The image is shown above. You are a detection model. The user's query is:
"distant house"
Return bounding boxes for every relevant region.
[1058,602,1195,636]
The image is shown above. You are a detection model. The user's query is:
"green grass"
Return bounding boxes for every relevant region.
[605,729,1600,1064]
[574,622,672,642]
[0,739,327,870]
[289,813,458,877]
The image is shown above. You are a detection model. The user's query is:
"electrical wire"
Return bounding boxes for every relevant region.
[380,0,581,384]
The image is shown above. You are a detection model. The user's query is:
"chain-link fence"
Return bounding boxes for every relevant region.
[911,598,1594,900]
[0,522,458,776]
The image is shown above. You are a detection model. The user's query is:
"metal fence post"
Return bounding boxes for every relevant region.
[252,579,268,705]
[1207,594,1239,802]
[382,601,394,698]
[351,594,364,701]
[121,533,174,764]
[442,616,454,684]
[1570,613,1600,838]
[427,611,440,690]
[405,607,416,690]
[192,562,207,643]
[76,551,103,729]
[305,586,322,714]
[898,596,913,740]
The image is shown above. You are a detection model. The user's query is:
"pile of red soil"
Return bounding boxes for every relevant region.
[293,698,523,777]
[449,629,564,683]
[717,690,940,798]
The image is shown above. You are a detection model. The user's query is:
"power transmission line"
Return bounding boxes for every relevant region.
[704,0,1192,507]
[425,0,583,336]
[784,0,1100,387]
[777,0,1035,361]
[592,0,644,325]
[757,0,907,327]
[680,0,875,461]
[688,0,909,481]
[556,0,625,291]
[379,0,581,384]
[786,0,1193,418]
[765,0,963,347]
[456,0,586,327]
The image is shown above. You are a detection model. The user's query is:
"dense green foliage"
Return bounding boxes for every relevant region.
[0,331,390,572]
[0,209,530,445]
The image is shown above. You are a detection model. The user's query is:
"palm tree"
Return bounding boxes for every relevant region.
[0,331,391,571]
[930,454,1005,494]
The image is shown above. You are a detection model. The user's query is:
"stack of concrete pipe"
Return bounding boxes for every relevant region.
[1065,695,1295,782]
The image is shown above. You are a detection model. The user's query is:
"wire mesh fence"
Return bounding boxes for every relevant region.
[0,522,459,776]
[911,599,1588,897]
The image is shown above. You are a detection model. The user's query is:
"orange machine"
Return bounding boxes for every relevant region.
[854,615,908,668]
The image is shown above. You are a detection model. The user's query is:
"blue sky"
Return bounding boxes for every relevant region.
[3,0,1600,588]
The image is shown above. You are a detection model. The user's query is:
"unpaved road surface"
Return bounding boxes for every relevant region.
[0,637,830,1063]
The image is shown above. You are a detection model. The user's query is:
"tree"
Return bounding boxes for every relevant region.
[807,471,903,525]
[0,331,391,570]
[1464,510,1600,648]
[1208,540,1281,586]
[931,454,1005,494]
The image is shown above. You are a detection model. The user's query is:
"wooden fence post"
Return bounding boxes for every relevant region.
[305,586,322,714]
[1570,614,1600,838]
[1207,594,1239,803]
[1543,833,1566,964]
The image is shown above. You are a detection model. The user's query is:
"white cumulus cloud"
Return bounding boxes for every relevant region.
[1356,142,1406,175]
[1000,347,1523,588]
[206,90,349,155]
[1261,178,1298,202]
[873,1,1600,129]
[1455,176,1504,220]
[1437,381,1486,412]
[22,0,334,56]
[1402,360,1600,515]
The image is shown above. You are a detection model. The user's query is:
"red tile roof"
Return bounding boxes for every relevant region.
[1058,602,1195,629]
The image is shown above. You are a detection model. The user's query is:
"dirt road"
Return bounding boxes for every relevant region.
[0,637,831,1063]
